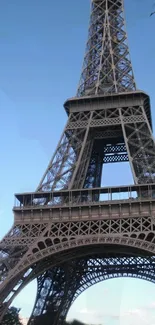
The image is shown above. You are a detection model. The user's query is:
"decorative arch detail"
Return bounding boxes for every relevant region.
[1,234,155,306]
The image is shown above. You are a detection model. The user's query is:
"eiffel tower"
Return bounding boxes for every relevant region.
[1,0,155,324]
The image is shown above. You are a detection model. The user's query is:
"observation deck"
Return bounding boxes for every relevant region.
[13,184,155,223]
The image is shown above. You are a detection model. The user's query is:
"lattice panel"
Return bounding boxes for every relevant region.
[20,256,155,324]
[1,214,155,286]
[77,0,136,96]
[36,100,154,192]
[120,106,155,183]
[104,153,128,163]
[37,127,87,191]
[0,1,155,324]
[73,256,155,302]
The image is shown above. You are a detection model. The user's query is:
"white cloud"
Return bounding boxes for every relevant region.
[80,308,96,316]
[68,305,155,325]
[118,306,155,325]
[145,301,155,309]
[68,307,106,324]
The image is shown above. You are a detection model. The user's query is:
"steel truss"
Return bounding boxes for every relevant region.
[0,0,155,324]
[77,0,136,96]
[1,184,155,323]
[28,255,155,325]
[37,92,155,191]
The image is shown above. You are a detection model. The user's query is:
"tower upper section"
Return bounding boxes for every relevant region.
[77,0,136,97]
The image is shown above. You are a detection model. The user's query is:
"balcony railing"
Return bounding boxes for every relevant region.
[13,184,155,209]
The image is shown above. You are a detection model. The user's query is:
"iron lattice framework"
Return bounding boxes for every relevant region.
[77,0,136,96]
[1,0,155,324]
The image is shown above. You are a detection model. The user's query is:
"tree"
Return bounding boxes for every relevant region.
[65,320,86,325]
[1,307,22,325]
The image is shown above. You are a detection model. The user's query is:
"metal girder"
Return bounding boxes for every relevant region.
[1,186,155,305]
[104,153,128,163]
[77,0,136,96]
[28,267,69,325]
[1,0,155,324]
[1,190,155,322]
[37,99,155,191]
[28,260,86,325]
[119,106,155,183]
[28,256,155,324]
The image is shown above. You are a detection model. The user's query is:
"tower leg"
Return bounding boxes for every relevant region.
[28,255,155,324]
[28,261,85,325]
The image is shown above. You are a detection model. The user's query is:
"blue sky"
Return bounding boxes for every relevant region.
[0,0,155,324]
